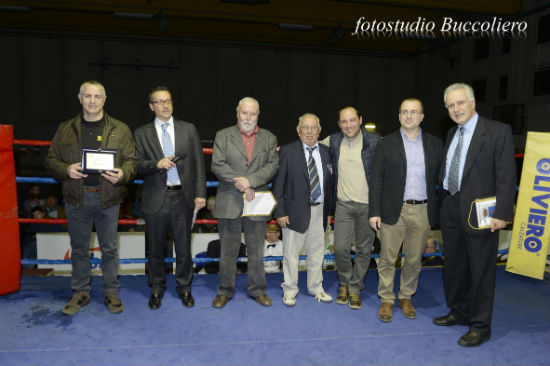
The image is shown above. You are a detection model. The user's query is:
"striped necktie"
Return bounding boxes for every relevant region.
[161,123,179,184]
[448,127,464,195]
[307,147,321,203]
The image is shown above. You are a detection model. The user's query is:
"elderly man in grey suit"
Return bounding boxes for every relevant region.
[211,97,279,308]
[134,86,206,310]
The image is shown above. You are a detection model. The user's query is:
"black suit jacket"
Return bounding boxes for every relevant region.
[440,116,516,234]
[273,141,333,233]
[369,129,443,227]
[134,119,206,215]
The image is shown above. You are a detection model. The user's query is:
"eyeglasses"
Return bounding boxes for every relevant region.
[445,100,467,110]
[300,125,319,132]
[151,99,172,106]
[400,110,422,116]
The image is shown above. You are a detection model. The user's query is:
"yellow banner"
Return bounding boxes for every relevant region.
[506,131,550,279]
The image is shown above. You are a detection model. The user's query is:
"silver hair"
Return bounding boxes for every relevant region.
[236,97,260,113]
[297,113,321,128]
[444,83,475,104]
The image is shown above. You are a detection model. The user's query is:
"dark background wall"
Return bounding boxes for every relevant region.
[0,35,420,146]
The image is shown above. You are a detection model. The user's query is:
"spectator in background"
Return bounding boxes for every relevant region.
[194,196,218,233]
[22,206,63,268]
[423,235,444,267]
[22,184,46,218]
[263,223,283,274]
[45,193,65,219]
[203,239,247,275]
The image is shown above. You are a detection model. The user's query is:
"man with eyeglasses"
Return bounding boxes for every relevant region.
[368,98,443,323]
[134,86,206,310]
[46,80,137,315]
[319,106,379,310]
[273,113,334,306]
[433,83,516,347]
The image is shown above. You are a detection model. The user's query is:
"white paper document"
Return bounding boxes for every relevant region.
[242,191,277,217]
[86,152,115,170]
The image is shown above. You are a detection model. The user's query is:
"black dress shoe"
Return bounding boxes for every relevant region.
[458,330,490,347]
[433,313,467,326]
[148,294,162,310]
[180,292,195,308]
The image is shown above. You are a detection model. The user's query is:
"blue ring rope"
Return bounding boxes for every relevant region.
[20,251,523,265]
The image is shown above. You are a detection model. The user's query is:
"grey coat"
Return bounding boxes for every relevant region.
[211,125,279,221]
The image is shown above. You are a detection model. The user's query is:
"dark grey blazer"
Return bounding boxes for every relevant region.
[369,128,443,227]
[211,125,279,221]
[273,141,334,233]
[134,119,206,215]
[440,116,516,234]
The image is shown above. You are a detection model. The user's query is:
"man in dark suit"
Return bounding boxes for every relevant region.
[134,86,206,310]
[210,97,279,308]
[369,98,443,322]
[273,113,334,306]
[433,83,516,347]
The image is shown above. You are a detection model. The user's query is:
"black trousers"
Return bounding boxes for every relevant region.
[145,190,193,296]
[440,193,499,337]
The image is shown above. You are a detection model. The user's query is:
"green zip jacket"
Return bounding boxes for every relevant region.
[45,113,137,209]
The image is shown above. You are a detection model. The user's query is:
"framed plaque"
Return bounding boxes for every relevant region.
[81,148,116,174]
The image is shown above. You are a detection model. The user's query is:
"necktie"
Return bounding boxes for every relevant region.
[161,123,179,184]
[307,147,321,203]
[448,127,464,195]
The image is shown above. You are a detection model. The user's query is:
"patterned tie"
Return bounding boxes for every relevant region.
[161,123,179,184]
[448,127,464,195]
[307,147,321,203]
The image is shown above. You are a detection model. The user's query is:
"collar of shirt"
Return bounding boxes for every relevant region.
[400,127,422,143]
[302,141,319,152]
[461,113,478,134]
[237,123,258,137]
[343,132,362,148]
[154,116,174,128]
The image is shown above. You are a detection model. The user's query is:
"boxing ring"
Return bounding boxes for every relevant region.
[1,124,549,366]
[3,126,537,288]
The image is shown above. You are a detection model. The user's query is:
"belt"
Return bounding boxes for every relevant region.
[167,185,182,191]
[83,186,100,193]
[403,199,427,205]
[310,202,321,206]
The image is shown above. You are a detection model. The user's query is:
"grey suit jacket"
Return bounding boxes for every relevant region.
[211,125,279,221]
[134,118,206,215]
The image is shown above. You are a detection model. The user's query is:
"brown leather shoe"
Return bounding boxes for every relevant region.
[349,293,361,309]
[253,294,273,306]
[378,302,393,322]
[336,285,349,305]
[212,295,230,308]
[398,298,416,319]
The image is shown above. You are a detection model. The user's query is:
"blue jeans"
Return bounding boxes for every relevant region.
[65,190,120,295]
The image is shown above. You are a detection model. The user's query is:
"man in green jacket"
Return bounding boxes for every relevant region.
[45,80,137,316]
